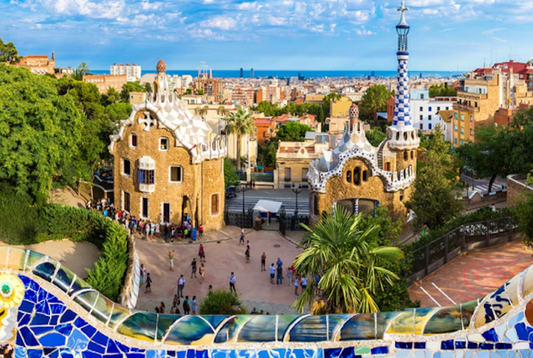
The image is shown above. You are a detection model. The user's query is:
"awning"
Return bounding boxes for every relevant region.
[253,200,283,213]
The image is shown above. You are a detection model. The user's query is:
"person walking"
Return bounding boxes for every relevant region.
[199,225,204,238]
[269,264,275,284]
[145,273,152,294]
[159,302,165,314]
[191,258,197,279]
[286,266,293,286]
[301,276,307,294]
[169,250,175,271]
[261,252,266,271]
[276,257,283,268]
[245,247,250,263]
[198,244,206,263]
[239,228,245,245]
[139,264,146,286]
[294,276,299,296]
[276,265,283,285]
[164,223,169,243]
[191,296,197,315]
[183,296,190,315]
[199,263,205,284]
[177,275,185,298]
[228,272,237,294]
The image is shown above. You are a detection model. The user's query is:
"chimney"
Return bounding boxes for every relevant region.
[52,52,55,61]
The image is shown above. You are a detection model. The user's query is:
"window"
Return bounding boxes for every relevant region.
[446,107,449,110]
[123,191,130,212]
[314,194,319,216]
[428,107,432,112]
[130,134,138,148]
[454,138,458,145]
[346,170,352,183]
[470,115,473,122]
[421,94,425,99]
[419,107,423,112]
[400,190,404,202]
[428,123,432,130]
[454,113,458,119]
[302,168,309,180]
[411,151,414,160]
[139,170,155,184]
[420,115,423,121]
[454,125,458,132]
[362,170,368,182]
[160,137,169,151]
[470,129,473,136]
[122,159,131,176]
[461,114,465,122]
[461,127,464,135]
[428,115,432,121]
[141,197,149,218]
[420,123,423,130]
[461,140,465,145]
[354,167,361,186]
[169,166,183,183]
[384,162,391,171]
[437,107,440,111]
[403,152,408,161]
[211,194,219,215]
[285,168,291,182]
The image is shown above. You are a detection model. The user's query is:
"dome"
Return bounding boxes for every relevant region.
[349,103,359,118]
[156,60,166,74]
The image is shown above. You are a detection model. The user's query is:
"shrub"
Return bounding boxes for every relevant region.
[199,289,246,315]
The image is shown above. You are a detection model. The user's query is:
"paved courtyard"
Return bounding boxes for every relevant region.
[135,229,304,314]
[409,241,533,308]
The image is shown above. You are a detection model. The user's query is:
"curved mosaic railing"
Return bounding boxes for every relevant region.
[1,246,533,358]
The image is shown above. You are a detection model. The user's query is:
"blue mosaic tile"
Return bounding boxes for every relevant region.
[27,349,43,358]
[20,326,40,346]
[414,343,426,349]
[455,341,466,349]
[483,328,499,342]
[479,343,494,350]
[441,340,454,350]
[55,323,73,336]
[60,310,77,324]
[370,347,388,355]
[67,329,89,350]
[395,342,413,349]
[467,342,478,349]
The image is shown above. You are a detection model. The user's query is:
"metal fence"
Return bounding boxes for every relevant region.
[251,172,274,183]
[224,210,253,228]
[289,216,310,231]
[237,172,247,181]
[407,217,520,285]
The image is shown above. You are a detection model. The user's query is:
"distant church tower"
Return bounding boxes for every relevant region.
[387,1,420,151]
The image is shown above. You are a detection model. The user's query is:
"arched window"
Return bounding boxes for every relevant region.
[404,152,408,161]
[354,167,361,186]
[362,170,368,182]
[346,170,352,183]
[130,134,138,148]
[160,137,169,151]
[411,151,414,160]
[314,195,319,216]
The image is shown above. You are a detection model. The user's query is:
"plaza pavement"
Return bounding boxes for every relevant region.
[135,229,305,314]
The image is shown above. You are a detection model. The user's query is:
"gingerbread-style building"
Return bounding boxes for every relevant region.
[307,2,420,223]
[109,60,226,230]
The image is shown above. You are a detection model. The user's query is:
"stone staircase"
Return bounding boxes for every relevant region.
[377,139,389,170]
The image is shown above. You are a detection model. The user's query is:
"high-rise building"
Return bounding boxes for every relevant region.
[251,68,254,78]
[110,63,142,82]
[240,68,244,78]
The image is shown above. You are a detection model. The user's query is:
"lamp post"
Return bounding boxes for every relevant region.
[291,183,302,214]
[242,183,248,215]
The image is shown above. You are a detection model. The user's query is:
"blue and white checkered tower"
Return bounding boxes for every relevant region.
[387,1,420,151]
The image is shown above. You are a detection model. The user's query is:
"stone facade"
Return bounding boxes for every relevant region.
[507,174,533,207]
[109,61,226,231]
[16,53,55,74]
[83,74,128,94]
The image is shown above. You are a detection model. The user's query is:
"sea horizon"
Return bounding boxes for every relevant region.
[91,69,465,79]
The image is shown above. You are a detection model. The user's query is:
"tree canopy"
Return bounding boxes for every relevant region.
[365,128,387,147]
[276,122,312,141]
[429,83,457,97]
[0,64,86,204]
[253,101,325,122]
[359,85,393,122]
[120,81,146,103]
[225,107,256,170]
[0,38,18,63]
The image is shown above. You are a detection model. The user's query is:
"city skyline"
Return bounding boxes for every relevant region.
[1,0,533,71]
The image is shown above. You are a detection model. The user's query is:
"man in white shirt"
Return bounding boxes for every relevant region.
[177,275,185,298]
[228,272,237,294]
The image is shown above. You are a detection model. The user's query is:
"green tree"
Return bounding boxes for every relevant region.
[317,106,325,123]
[105,102,132,121]
[195,105,209,119]
[0,64,86,204]
[144,82,152,93]
[359,85,393,122]
[276,122,312,141]
[293,208,404,314]
[406,129,464,231]
[225,107,256,170]
[365,128,387,147]
[199,288,246,315]
[196,89,204,95]
[224,157,240,187]
[322,93,342,118]
[184,88,193,95]
[102,87,121,106]
[513,192,533,249]
[120,81,146,103]
[429,83,457,97]
[0,38,19,63]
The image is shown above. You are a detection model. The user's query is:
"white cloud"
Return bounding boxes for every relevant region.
[201,16,237,30]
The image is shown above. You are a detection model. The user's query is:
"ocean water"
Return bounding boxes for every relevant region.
[91,69,463,79]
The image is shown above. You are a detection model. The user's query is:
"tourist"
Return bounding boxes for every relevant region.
[315,273,321,294]
[191,258,197,278]
[246,240,250,251]
[150,222,156,239]
[183,296,190,315]
[208,285,213,295]
[301,276,307,294]
[169,250,175,271]
[164,223,169,243]
[199,263,205,284]
[184,227,189,240]
[251,307,258,314]
[177,275,185,298]
[145,222,150,240]
[170,225,176,242]
[239,228,245,245]
[294,276,299,296]
[145,272,152,293]
[155,307,160,314]
[191,296,197,315]
[198,244,206,263]
[159,302,165,314]
[276,264,283,285]
[228,272,237,294]
[276,258,283,268]
[139,264,146,286]
[269,264,275,284]
[286,266,293,286]
[245,247,250,263]
[261,252,266,271]
[199,224,204,238]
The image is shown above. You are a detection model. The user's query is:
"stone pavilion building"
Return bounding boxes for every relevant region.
[307,2,420,223]
[109,60,227,231]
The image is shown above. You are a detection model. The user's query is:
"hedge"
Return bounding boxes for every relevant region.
[0,184,129,301]
[404,206,514,252]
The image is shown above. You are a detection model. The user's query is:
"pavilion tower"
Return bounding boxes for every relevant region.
[387,1,420,150]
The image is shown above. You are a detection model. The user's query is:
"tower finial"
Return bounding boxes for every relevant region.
[397,1,409,27]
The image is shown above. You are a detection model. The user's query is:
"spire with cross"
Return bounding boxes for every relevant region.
[397,1,409,27]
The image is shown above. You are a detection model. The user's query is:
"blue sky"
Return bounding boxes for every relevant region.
[1,0,532,71]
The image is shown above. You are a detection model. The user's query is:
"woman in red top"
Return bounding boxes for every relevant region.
[198,244,206,263]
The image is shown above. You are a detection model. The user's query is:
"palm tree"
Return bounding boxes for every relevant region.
[195,106,209,120]
[224,106,256,170]
[293,208,404,314]
[77,62,90,75]
[217,106,230,134]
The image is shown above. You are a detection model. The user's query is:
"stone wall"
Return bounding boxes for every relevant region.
[117,235,141,309]
[507,174,533,207]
